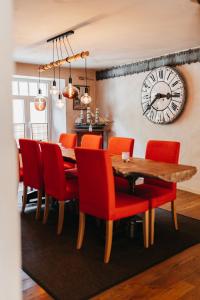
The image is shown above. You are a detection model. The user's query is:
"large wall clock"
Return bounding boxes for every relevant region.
[141,66,186,124]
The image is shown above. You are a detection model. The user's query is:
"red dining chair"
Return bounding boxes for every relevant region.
[59,133,77,149]
[134,140,180,245]
[40,142,79,234]
[108,137,134,156]
[19,139,44,219]
[108,137,135,192]
[59,133,77,169]
[81,134,102,149]
[75,148,150,263]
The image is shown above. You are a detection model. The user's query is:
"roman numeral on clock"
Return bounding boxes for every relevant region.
[171,102,178,111]
[158,70,164,79]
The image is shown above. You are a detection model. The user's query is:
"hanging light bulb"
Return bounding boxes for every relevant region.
[50,79,58,95]
[56,92,65,108]
[56,65,64,108]
[81,86,92,104]
[81,58,92,104]
[34,67,47,111]
[50,40,58,95]
[63,76,79,99]
[62,63,79,99]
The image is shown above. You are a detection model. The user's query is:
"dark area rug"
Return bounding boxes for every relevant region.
[21,205,200,300]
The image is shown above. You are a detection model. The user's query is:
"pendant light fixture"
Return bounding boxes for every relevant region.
[56,65,65,108]
[34,66,47,111]
[62,62,79,99]
[81,58,92,104]
[62,36,79,100]
[50,40,59,95]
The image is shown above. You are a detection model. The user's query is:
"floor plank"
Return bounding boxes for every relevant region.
[22,189,200,300]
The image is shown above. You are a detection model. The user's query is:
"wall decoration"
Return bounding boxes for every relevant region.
[141,66,186,124]
[73,85,89,110]
[96,47,200,80]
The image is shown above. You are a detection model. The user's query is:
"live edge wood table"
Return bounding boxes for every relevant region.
[62,149,197,192]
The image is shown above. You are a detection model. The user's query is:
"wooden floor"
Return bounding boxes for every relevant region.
[22,190,200,300]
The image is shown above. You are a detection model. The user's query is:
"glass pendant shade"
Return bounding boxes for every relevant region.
[56,92,65,108]
[34,89,47,111]
[50,80,59,95]
[62,77,79,99]
[81,87,92,104]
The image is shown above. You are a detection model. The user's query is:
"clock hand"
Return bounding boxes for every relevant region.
[143,93,161,115]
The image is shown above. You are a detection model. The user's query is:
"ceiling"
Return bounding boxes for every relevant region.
[14,0,200,70]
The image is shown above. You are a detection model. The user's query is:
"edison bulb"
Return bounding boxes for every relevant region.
[63,83,79,99]
[34,90,47,111]
[50,80,59,95]
[56,93,65,108]
[81,92,92,104]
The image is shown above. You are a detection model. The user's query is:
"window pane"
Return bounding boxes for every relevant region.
[12,81,18,95]
[12,99,25,123]
[19,81,28,96]
[40,83,48,96]
[29,82,38,96]
[30,102,47,123]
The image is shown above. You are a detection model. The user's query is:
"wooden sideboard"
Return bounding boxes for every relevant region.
[73,127,109,148]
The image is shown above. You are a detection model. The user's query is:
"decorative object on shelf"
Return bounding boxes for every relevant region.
[80,110,84,123]
[89,123,93,132]
[141,66,186,124]
[95,108,100,124]
[96,47,200,81]
[81,58,92,104]
[50,40,59,96]
[56,66,65,108]
[73,85,89,110]
[86,107,91,124]
[34,66,47,111]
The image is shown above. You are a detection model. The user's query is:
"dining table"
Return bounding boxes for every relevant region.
[62,148,197,193]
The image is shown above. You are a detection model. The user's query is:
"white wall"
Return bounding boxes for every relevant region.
[96,63,200,194]
[0,0,21,299]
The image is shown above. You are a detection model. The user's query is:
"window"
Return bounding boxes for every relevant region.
[12,76,50,141]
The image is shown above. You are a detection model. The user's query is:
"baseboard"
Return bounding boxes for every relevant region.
[178,185,200,195]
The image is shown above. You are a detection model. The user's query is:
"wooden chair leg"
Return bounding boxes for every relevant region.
[57,201,65,235]
[77,212,85,249]
[150,208,155,246]
[22,185,27,213]
[143,210,149,248]
[43,195,50,224]
[171,201,179,230]
[36,189,42,220]
[104,220,113,263]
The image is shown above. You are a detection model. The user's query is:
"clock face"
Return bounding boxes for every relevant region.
[141,66,186,124]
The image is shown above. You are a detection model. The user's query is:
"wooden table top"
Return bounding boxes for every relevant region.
[62,148,197,183]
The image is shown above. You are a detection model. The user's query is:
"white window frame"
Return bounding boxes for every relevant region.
[12,75,52,140]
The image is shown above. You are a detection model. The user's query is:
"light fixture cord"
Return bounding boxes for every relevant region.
[58,65,60,92]
[63,37,70,57]
[38,65,41,89]
[59,38,63,60]
[56,39,60,61]
[66,36,74,56]
[64,36,72,79]
[52,40,55,79]
[85,58,88,88]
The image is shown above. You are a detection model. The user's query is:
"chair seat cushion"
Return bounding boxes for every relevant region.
[134,183,176,208]
[63,161,75,169]
[112,192,149,220]
[114,176,130,192]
